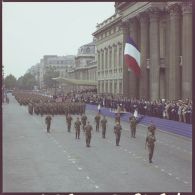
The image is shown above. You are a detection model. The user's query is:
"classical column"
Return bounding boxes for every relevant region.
[182,2,192,99]
[128,17,139,98]
[149,8,160,101]
[121,22,129,97]
[139,12,149,99]
[168,4,181,100]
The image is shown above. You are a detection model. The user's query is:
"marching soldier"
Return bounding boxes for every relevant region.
[94,113,101,132]
[101,115,107,138]
[145,122,156,163]
[45,115,52,133]
[66,113,73,132]
[84,121,93,147]
[114,122,122,146]
[74,117,81,139]
[145,129,156,163]
[147,121,156,135]
[115,113,120,124]
[81,113,87,131]
[129,116,137,138]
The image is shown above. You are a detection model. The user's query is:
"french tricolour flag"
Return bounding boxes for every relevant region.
[124,37,141,77]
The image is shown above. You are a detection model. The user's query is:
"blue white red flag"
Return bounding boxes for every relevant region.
[124,37,141,77]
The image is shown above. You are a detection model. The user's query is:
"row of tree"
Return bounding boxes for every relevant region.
[4,67,60,90]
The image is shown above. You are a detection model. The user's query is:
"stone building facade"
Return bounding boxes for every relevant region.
[93,1,192,100]
[68,41,97,83]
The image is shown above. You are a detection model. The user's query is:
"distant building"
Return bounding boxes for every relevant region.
[67,41,97,89]
[27,55,75,89]
[93,1,192,100]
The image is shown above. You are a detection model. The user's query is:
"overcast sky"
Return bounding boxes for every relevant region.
[3,2,115,79]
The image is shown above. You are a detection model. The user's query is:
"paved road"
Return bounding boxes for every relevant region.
[3,94,192,192]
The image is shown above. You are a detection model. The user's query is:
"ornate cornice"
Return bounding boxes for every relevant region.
[147,7,161,21]
[168,3,181,17]
[182,1,192,14]
[138,12,149,24]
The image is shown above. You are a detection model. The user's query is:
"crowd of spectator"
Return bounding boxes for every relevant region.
[63,88,192,124]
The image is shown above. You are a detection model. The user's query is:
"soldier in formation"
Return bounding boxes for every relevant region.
[81,113,87,131]
[114,122,122,146]
[94,113,101,132]
[74,117,81,139]
[115,113,120,124]
[45,115,52,133]
[84,121,93,147]
[129,116,137,138]
[145,122,156,163]
[101,115,107,138]
[66,113,73,132]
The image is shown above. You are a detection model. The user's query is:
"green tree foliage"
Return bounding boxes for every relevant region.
[4,74,17,89]
[16,73,37,90]
[43,66,59,88]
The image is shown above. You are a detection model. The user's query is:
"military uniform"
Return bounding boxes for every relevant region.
[81,114,87,131]
[66,114,73,132]
[101,116,107,138]
[84,122,93,147]
[115,113,120,124]
[74,118,81,139]
[114,122,122,146]
[94,114,101,132]
[145,131,156,163]
[45,115,52,133]
[129,116,137,138]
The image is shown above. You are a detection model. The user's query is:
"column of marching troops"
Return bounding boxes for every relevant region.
[13,91,156,164]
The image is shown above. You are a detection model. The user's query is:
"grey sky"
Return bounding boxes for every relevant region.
[3,2,115,79]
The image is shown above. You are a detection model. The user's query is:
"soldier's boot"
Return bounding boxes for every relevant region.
[149,154,152,163]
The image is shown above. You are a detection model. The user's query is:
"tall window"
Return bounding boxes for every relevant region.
[101,51,104,70]
[109,48,112,68]
[119,46,122,67]
[105,49,108,69]
[114,46,117,67]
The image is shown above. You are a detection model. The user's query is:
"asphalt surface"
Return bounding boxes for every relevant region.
[3,94,192,192]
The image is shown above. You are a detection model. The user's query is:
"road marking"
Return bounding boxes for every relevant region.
[183,181,189,184]
[124,149,128,152]
[176,177,180,180]
[154,165,159,168]
[94,185,99,189]
[86,176,90,180]
[161,169,165,172]
[77,167,82,170]
[168,172,172,176]
[129,151,132,154]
